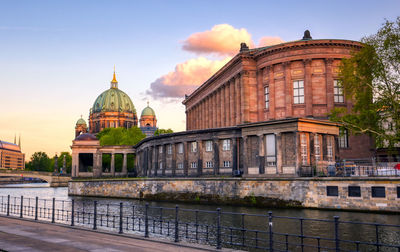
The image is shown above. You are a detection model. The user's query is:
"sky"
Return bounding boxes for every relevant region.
[0,0,399,160]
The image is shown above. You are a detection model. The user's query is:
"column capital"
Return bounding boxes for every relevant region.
[303,58,312,65]
[325,58,334,65]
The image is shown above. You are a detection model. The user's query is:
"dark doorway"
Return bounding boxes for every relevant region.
[79,153,93,172]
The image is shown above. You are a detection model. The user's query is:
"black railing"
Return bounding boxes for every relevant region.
[0,195,399,251]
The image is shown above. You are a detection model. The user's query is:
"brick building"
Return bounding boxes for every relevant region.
[0,140,25,170]
[182,31,374,159]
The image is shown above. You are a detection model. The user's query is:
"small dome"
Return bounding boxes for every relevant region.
[75,133,98,141]
[141,105,155,117]
[76,118,87,125]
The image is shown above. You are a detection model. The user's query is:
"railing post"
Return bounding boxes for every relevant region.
[145,203,149,238]
[71,199,75,226]
[35,197,38,220]
[174,205,179,242]
[269,211,273,252]
[51,198,55,223]
[216,208,221,250]
[119,202,123,234]
[7,195,10,216]
[334,216,340,252]
[93,201,97,230]
[20,196,23,218]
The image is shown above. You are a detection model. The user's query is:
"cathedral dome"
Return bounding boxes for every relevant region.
[92,88,136,114]
[76,117,87,125]
[141,104,155,117]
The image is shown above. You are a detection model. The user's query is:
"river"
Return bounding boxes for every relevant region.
[0,183,399,251]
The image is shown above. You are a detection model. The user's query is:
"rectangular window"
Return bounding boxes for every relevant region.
[264,86,269,109]
[334,80,344,103]
[314,134,321,162]
[293,80,304,104]
[398,187,400,198]
[167,145,172,154]
[327,186,339,196]
[348,186,361,197]
[327,136,333,162]
[300,133,308,165]
[205,161,213,168]
[159,162,163,169]
[265,134,276,166]
[191,142,197,152]
[222,139,231,151]
[190,162,197,168]
[223,161,231,167]
[178,143,183,154]
[205,140,213,152]
[177,163,183,169]
[159,146,163,154]
[339,128,349,148]
[371,187,386,198]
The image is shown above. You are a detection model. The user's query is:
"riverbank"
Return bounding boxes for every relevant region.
[69,177,400,212]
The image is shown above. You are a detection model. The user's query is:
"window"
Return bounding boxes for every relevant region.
[223,161,231,167]
[178,143,183,154]
[159,162,163,169]
[293,80,304,104]
[177,163,183,169]
[339,128,348,148]
[205,161,213,168]
[327,136,333,162]
[334,80,344,103]
[222,139,231,151]
[190,162,197,168]
[348,186,361,197]
[265,134,276,166]
[191,142,197,152]
[167,145,172,154]
[398,187,400,198]
[300,133,308,165]
[264,86,269,109]
[327,186,338,196]
[371,187,386,198]
[159,146,163,154]
[205,141,213,152]
[314,134,321,162]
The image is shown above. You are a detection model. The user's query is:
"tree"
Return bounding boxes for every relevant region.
[154,128,173,136]
[98,126,146,146]
[331,17,400,148]
[26,152,52,172]
[49,152,72,174]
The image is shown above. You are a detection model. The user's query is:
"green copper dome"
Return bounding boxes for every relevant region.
[141,105,155,117]
[92,88,136,114]
[76,118,87,125]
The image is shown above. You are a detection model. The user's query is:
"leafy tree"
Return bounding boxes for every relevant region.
[49,152,72,174]
[154,128,173,136]
[331,17,400,148]
[98,126,146,146]
[26,152,52,172]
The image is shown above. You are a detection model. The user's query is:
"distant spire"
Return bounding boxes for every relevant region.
[111,65,118,88]
[14,134,16,144]
[18,134,21,148]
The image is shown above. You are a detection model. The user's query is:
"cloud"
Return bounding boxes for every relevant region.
[182,24,254,56]
[258,36,285,47]
[147,57,231,99]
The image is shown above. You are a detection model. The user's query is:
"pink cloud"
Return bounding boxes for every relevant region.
[258,36,285,47]
[147,57,231,99]
[182,24,254,56]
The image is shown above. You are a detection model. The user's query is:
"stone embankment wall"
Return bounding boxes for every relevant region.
[68,178,400,212]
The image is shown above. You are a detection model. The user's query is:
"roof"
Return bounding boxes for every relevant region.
[141,105,156,117]
[0,141,21,152]
[76,118,87,125]
[92,87,136,114]
[75,133,98,141]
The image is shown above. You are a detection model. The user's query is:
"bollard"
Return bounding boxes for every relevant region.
[20,196,23,218]
[268,211,273,252]
[145,203,149,238]
[51,198,55,223]
[119,202,123,234]
[7,195,10,216]
[216,208,221,250]
[71,199,75,226]
[35,197,38,220]
[174,205,179,242]
[334,216,340,252]
[93,201,97,230]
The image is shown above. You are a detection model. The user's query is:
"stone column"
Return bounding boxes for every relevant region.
[304,59,313,116]
[258,134,265,174]
[162,145,167,176]
[236,75,242,125]
[231,78,236,126]
[221,85,225,127]
[257,69,264,121]
[72,153,78,177]
[111,153,115,176]
[231,137,238,174]
[183,141,188,176]
[94,151,102,177]
[212,138,219,175]
[122,153,127,175]
[284,62,293,118]
[242,136,248,175]
[154,145,159,176]
[228,80,233,126]
[276,133,283,174]
[325,58,334,113]
[172,143,177,176]
[197,140,203,176]
[216,89,220,127]
[213,93,217,128]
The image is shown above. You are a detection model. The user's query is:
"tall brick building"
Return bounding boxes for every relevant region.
[183,31,373,160]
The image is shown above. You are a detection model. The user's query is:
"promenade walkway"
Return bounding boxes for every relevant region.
[0,216,235,252]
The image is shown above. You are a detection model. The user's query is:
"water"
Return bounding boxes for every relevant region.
[0,183,399,251]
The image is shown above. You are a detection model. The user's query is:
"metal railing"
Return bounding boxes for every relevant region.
[0,195,399,251]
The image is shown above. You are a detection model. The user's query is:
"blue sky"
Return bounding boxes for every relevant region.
[1,0,398,159]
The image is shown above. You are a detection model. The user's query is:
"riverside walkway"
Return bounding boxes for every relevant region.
[0,216,233,252]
